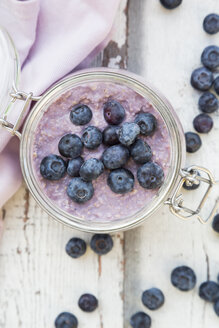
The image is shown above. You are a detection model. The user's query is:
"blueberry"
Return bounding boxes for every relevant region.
[40,154,67,180]
[185,132,202,153]
[107,168,134,194]
[198,92,219,113]
[130,139,152,164]
[183,170,200,190]
[67,177,94,203]
[67,157,84,177]
[103,125,120,146]
[65,237,87,259]
[58,134,83,159]
[193,114,213,133]
[214,77,219,95]
[90,234,113,255]
[142,288,165,310]
[203,14,219,35]
[190,67,213,91]
[55,312,78,328]
[171,266,196,291]
[160,0,182,9]
[102,144,129,170]
[116,122,140,146]
[137,162,164,189]
[212,213,219,233]
[214,299,219,316]
[103,100,125,125]
[70,104,92,126]
[199,281,219,302]
[81,126,102,149]
[79,158,104,182]
[134,112,157,136]
[130,312,151,328]
[78,293,98,312]
[201,45,219,71]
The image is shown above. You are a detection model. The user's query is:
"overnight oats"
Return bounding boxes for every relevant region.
[32,81,171,223]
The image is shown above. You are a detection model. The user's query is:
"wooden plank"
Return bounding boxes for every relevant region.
[125,1,219,327]
[0,1,128,327]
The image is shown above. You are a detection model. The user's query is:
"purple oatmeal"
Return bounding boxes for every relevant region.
[32,82,171,222]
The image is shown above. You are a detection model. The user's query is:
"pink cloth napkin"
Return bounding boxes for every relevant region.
[0,0,120,209]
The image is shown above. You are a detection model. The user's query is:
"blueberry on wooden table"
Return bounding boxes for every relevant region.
[78,293,98,312]
[67,157,84,177]
[190,67,213,91]
[116,122,140,146]
[90,234,113,255]
[81,126,102,149]
[102,144,130,170]
[58,134,83,158]
[198,92,219,114]
[171,266,196,291]
[67,177,94,203]
[185,132,202,153]
[134,112,157,136]
[107,168,134,194]
[103,125,120,146]
[40,154,67,180]
[182,170,200,191]
[137,162,164,189]
[65,237,87,259]
[160,0,182,9]
[203,14,219,35]
[55,312,78,328]
[70,104,92,126]
[130,139,152,164]
[214,299,219,316]
[199,281,219,302]
[212,214,219,233]
[214,77,219,95]
[141,288,165,310]
[79,158,104,182]
[201,45,219,71]
[193,114,213,134]
[130,312,151,328]
[103,99,126,125]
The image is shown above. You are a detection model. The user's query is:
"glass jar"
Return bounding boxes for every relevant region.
[1,27,218,233]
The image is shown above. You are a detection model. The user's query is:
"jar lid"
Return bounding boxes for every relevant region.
[0,27,20,117]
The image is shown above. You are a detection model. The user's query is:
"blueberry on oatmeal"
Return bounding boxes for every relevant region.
[103,99,126,125]
[137,162,164,189]
[81,126,102,149]
[134,112,157,136]
[107,168,134,194]
[58,134,83,158]
[130,139,152,164]
[67,157,84,177]
[67,177,94,203]
[117,122,140,146]
[79,158,104,182]
[102,144,130,170]
[70,104,92,125]
[40,154,67,180]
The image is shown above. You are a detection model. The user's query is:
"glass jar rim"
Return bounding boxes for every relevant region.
[20,68,185,233]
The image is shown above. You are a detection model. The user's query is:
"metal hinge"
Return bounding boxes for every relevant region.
[165,165,219,224]
[0,84,41,139]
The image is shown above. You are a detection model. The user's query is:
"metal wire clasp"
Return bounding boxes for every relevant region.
[165,165,219,224]
[0,84,41,139]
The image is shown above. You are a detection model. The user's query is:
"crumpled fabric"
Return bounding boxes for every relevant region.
[0,0,120,210]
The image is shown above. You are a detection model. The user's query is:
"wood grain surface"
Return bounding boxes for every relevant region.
[1,1,219,327]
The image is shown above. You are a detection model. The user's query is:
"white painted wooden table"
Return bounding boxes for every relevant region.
[1,1,219,327]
